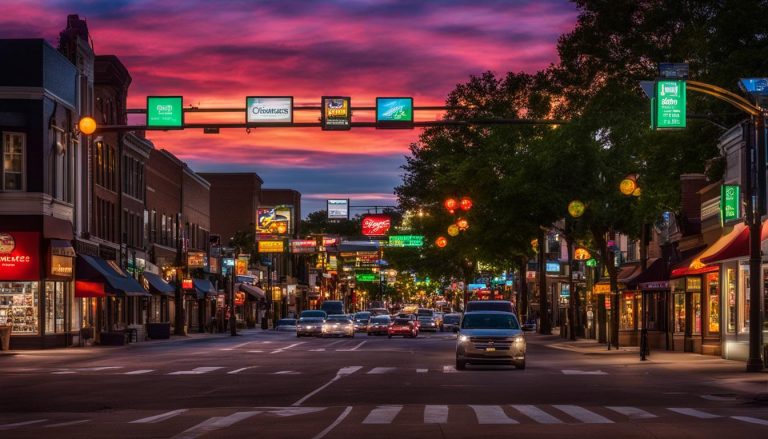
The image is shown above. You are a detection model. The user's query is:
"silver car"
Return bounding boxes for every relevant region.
[322,314,355,338]
[296,317,324,337]
[455,311,526,370]
[442,313,461,332]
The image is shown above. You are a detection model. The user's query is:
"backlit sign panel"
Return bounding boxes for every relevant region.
[258,240,285,253]
[246,96,293,124]
[182,278,193,290]
[654,80,686,129]
[361,214,391,236]
[720,184,740,224]
[187,251,205,268]
[256,206,293,235]
[290,239,316,254]
[356,272,376,282]
[376,97,413,128]
[388,235,424,247]
[0,232,38,281]
[546,262,560,273]
[321,97,351,130]
[327,199,350,220]
[147,96,184,129]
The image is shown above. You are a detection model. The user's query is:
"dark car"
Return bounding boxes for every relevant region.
[276,318,297,332]
[465,300,515,314]
[417,315,439,331]
[442,313,461,332]
[388,317,418,338]
[296,317,324,337]
[353,311,372,332]
[300,310,328,319]
[367,315,391,335]
[320,300,344,316]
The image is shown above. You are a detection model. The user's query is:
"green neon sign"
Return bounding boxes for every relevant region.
[147,96,184,129]
[586,259,597,267]
[356,273,377,282]
[388,235,424,247]
[654,80,686,129]
[720,184,740,224]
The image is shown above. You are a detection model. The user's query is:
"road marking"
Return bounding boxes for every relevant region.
[606,406,657,419]
[292,366,363,406]
[168,367,224,375]
[363,405,402,424]
[220,341,252,351]
[552,405,614,424]
[124,370,154,375]
[264,407,327,417]
[228,366,259,375]
[732,416,768,426]
[424,405,449,423]
[0,419,48,430]
[310,348,326,352]
[417,369,428,373]
[562,370,608,375]
[273,371,301,375]
[271,342,305,354]
[247,350,264,353]
[337,341,366,351]
[367,367,397,374]
[311,406,352,439]
[172,411,259,439]
[668,408,720,419]
[326,340,345,346]
[129,409,189,424]
[52,371,76,374]
[511,405,562,424]
[44,420,91,428]
[470,405,518,424]
[442,365,457,373]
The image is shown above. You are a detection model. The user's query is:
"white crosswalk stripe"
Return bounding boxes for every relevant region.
[363,405,402,424]
[511,405,562,424]
[168,367,224,375]
[130,409,189,424]
[367,367,397,374]
[0,419,48,430]
[424,405,449,423]
[44,420,91,428]
[606,406,657,419]
[417,368,428,373]
[442,365,457,373]
[470,405,518,424]
[732,416,768,426]
[668,408,720,419]
[124,370,154,375]
[172,411,260,439]
[552,405,614,424]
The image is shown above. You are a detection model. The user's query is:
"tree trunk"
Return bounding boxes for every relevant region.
[591,225,618,348]
[518,255,528,325]
[538,228,551,334]
[566,234,576,341]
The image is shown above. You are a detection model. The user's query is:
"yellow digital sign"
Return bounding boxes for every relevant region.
[258,240,284,253]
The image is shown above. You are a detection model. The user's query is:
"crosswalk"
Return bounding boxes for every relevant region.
[2,404,767,433]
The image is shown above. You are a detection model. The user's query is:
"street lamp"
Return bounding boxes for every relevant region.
[78,116,97,135]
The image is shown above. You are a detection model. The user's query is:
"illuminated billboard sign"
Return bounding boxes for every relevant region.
[653,80,686,129]
[376,97,413,128]
[388,235,424,247]
[258,240,285,253]
[361,214,391,236]
[720,184,740,224]
[0,232,39,281]
[327,199,350,220]
[321,96,351,130]
[246,96,293,124]
[290,239,316,254]
[256,206,293,235]
[147,96,184,129]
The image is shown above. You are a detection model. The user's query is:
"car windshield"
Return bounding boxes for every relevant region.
[443,315,460,323]
[301,310,327,318]
[278,319,296,325]
[299,317,323,323]
[461,314,520,329]
[326,316,351,323]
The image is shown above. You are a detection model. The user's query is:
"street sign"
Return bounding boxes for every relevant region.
[720,184,741,224]
[321,97,351,130]
[356,272,376,282]
[147,96,184,129]
[653,80,686,129]
[388,235,424,247]
[658,63,689,79]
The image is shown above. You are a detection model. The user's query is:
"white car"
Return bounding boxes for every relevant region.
[322,315,354,338]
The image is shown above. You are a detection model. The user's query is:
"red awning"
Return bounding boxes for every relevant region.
[75,280,106,298]
[700,221,768,265]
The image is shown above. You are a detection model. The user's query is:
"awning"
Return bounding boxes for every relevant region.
[670,245,719,278]
[624,258,668,290]
[239,282,266,299]
[75,280,106,298]
[76,255,151,297]
[142,271,175,296]
[193,278,217,299]
[699,222,768,265]
[50,239,76,257]
[617,263,642,284]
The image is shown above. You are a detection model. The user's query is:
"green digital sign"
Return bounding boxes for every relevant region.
[388,235,424,247]
[147,96,184,129]
[720,184,740,224]
[653,80,686,129]
[356,273,377,282]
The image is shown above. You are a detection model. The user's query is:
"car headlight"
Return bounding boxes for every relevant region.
[513,335,525,344]
[458,335,469,343]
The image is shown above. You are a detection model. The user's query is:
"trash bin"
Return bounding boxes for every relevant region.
[0,325,12,351]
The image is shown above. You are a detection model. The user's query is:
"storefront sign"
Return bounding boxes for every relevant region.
[321,97,351,130]
[235,257,248,276]
[604,296,612,309]
[182,278,193,290]
[574,247,591,260]
[388,235,424,247]
[147,96,184,129]
[561,284,570,296]
[526,271,536,280]
[246,96,293,124]
[356,272,376,282]
[322,237,340,247]
[685,276,702,291]
[0,232,39,281]
[467,283,486,291]
[546,262,560,273]
[235,291,246,306]
[376,97,413,127]
[639,280,669,290]
[327,199,350,219]
[187,251,205,268]
[720,184,740,224]
[209,257,220,274]
[653,80,686,129]
[290,239,316,254]
[257,206,293,235]
[361,214,391,236]
[50,255,73,277]
[593,283,611,294]
[258,240,285,253]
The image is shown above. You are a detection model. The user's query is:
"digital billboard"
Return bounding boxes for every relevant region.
[327,199,350,220]
[376,97,413,128]
[361,214,391,236]
[256,206,293,235]
[290,239,316,254]
[246,96,293,124]
[147,96,184,129]
[321,97,351,130]
[258,240,285,253]
[653,80,686,129]
[720,184,740,224]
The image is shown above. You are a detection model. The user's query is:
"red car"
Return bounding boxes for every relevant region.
[388,318,418,338]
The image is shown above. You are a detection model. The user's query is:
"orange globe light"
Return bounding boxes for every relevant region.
[459,197,473,211]
[444,198,458,213]
[567,200,585,218]
[456,218,469,230]
[78,116,97,135]
[632,187,642,197]
[619,177,637,196]
[435,236,448,248]
[447,224,460,236]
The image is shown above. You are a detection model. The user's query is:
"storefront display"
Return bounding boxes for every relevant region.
[673,292,685,333]
[707,273,720,334]
[0,282,39,334]
[726,267,736,333]
[620,292,636,330]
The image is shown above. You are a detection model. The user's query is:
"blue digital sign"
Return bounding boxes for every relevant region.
[546,262,560,273]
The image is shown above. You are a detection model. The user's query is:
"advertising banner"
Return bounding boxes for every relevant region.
[256,206,293,235]
[187,251,206,268]
[258,240,285,253]
[0,232,39,281]
[246,96,293,124]
[361,214,391,236]
[147,96,184,129]
[388,235,424,247]
[720,184,740,224]
[654,80,686,129]
[321,97,351,130]
[376,97,413,127]
[356,272,376,282]
[327,199,350,220]
[290,239,316,254]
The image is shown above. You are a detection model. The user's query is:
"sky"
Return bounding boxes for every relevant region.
[1,0,578,217]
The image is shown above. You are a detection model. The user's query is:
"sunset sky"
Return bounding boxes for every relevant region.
[2,0,578,216]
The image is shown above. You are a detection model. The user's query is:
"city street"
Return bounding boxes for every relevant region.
[1,332,767,438]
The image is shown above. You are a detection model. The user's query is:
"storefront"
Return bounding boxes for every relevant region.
[239,282,266,328]
[191,278,217,333]
[669,256,719,354]
[142,271,174,324]
[1,230,76,349]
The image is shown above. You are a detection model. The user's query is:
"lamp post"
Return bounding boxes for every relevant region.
[566,200,585,341]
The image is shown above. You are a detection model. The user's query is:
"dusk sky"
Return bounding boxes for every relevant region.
[2,0,578,217]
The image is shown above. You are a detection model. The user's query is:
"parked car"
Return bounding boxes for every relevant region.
[455,311,526,370]
[322,314,354,338]
[442,313,461,332]
[296,317,325,337]
[388,317,418,338]
[276,318,297,332]
[300,309,328,319]
[465,300,515,314]
[367,315,391,336]
[417,315,439,331]
[320,300,345,316]
[353,311,372,332]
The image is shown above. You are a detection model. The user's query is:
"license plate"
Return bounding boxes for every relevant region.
[486,347,496,352]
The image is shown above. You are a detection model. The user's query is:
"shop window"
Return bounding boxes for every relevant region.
[45,282,66,334]
[0,282,39,334]
[673,293,685,333]
[2,132,25,191]
[620,293,636,330]
[726,268,736,333]
[707,273,720,334]
[691,293,701,335]
[740,265,749,333]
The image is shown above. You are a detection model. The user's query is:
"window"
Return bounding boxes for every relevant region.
[726,267,736,333]
[45,282,66,334]
[707,273,720,334]
[673,293,685,333]
[2,132,25,191]
[150,209,156,243]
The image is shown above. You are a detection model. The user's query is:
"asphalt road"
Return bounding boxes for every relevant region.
[1,329,767,438]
